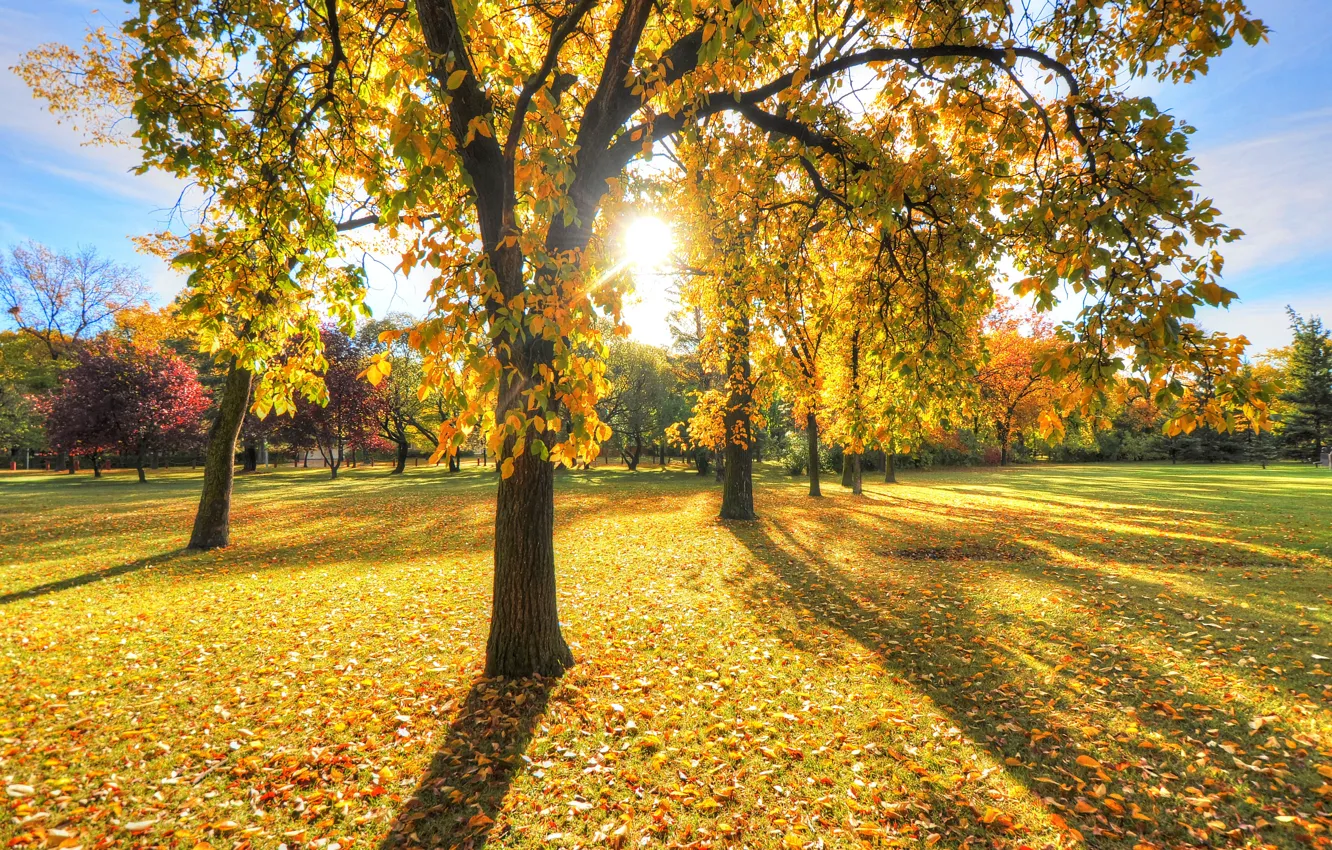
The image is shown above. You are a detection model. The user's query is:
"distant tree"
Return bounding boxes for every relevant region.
[600,340,672,471]
[358,315,430,474]
[1281,309,1332,462]
[45,340,210,479]
[975,302,1061,466]
[0,242,148,360]
[0,332,61,457]
[281,327,380,480]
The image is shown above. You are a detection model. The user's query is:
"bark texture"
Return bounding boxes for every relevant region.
[392,440,408,474]
[188,362,253,550]
[884,452,896,483]
[719,308,755,520]
[806,412,821,497]
[485,451,574,678]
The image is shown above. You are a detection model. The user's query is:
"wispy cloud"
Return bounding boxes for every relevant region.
[1193,114,1332,276]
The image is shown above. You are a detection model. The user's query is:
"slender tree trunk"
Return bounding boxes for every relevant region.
[851,451,863,495]
[806,412,821,497]
[393,439,408,474]
[243,441,258,472]
[137,442,147,483]
[884,452,896,483]
[189,362,253,550]
[720,306,755,520]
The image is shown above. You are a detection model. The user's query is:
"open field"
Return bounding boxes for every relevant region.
[1,463,1329,850]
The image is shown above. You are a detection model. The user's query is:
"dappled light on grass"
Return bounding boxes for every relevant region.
[0,463,1328,849]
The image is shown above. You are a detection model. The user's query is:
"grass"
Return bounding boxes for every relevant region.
[0,461,1329,850]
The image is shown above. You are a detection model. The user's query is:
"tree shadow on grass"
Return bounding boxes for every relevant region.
[0,549,185,606]
[722,514,1325,848]
[381,676,553,850]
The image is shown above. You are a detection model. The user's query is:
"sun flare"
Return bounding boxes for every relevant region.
[623,216,674,273]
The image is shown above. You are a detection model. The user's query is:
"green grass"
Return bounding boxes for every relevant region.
[0,461,1329,850]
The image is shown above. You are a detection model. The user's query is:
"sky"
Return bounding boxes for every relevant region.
[1,0,1329,351]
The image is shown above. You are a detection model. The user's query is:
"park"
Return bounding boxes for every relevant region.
[2,0,1331,847]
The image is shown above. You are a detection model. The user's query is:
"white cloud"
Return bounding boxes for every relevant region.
[1192,114,1332,276]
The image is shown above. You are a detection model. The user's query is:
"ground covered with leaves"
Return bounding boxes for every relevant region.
[0,462,1329,850]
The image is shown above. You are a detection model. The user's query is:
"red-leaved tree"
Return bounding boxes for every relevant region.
[45,340,210,480]
[276,327,384,479]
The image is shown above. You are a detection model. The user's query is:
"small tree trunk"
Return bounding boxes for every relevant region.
[137,442,148,483]
[841,452,857,488]
[243,441,258,472]
[392,440,408,474]
[851,451,863,495]
[884,452,896,483]
[92,453,102,478]
[487,449,574,677]
[806,412,821,497]
[189,362,253,550]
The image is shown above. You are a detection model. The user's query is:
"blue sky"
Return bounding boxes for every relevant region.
[1,0,1329,351]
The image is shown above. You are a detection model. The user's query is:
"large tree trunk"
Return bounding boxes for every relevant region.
[392,439,408,474]
[719,307,755,520]
[188,362,253,550]
[806,412,821,497]
[486,450,574,677]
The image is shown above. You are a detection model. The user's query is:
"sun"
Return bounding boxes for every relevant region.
[623,216,674,273]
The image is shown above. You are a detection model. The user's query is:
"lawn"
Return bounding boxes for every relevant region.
[1,462,1329,850]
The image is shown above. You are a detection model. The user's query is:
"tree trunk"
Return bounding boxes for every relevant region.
[841,452,857,488]
[243,441,258,472]
[851,451,863,495]
[393,439,408,474]
[806,412,821,497]
[137,443,147,483]
[92,453,102,478]
[188,362,253,550]
[719,306,755,520]
[486,449,574,677]
[884,452,896,483]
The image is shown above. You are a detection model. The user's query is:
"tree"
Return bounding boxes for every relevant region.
[44,340,210,480]
[0,332,60,459]
[358,315,430,474]
[1280,309,1332,462]
[0,242,148,361]
[21,24,374,548]
[280,327,381,480]
[600,339,671,470]
[975,301,1061,465]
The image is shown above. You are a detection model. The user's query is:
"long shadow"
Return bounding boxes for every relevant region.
[380,676,553,850]
[0,549,185,605]
[722,516,1326,848]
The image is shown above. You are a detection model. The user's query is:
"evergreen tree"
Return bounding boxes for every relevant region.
[1281,309,1332,462]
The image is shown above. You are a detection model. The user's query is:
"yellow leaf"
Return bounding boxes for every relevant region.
[1076,754,1102,769]
[447,70,467,90]
[501,458,515,479]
